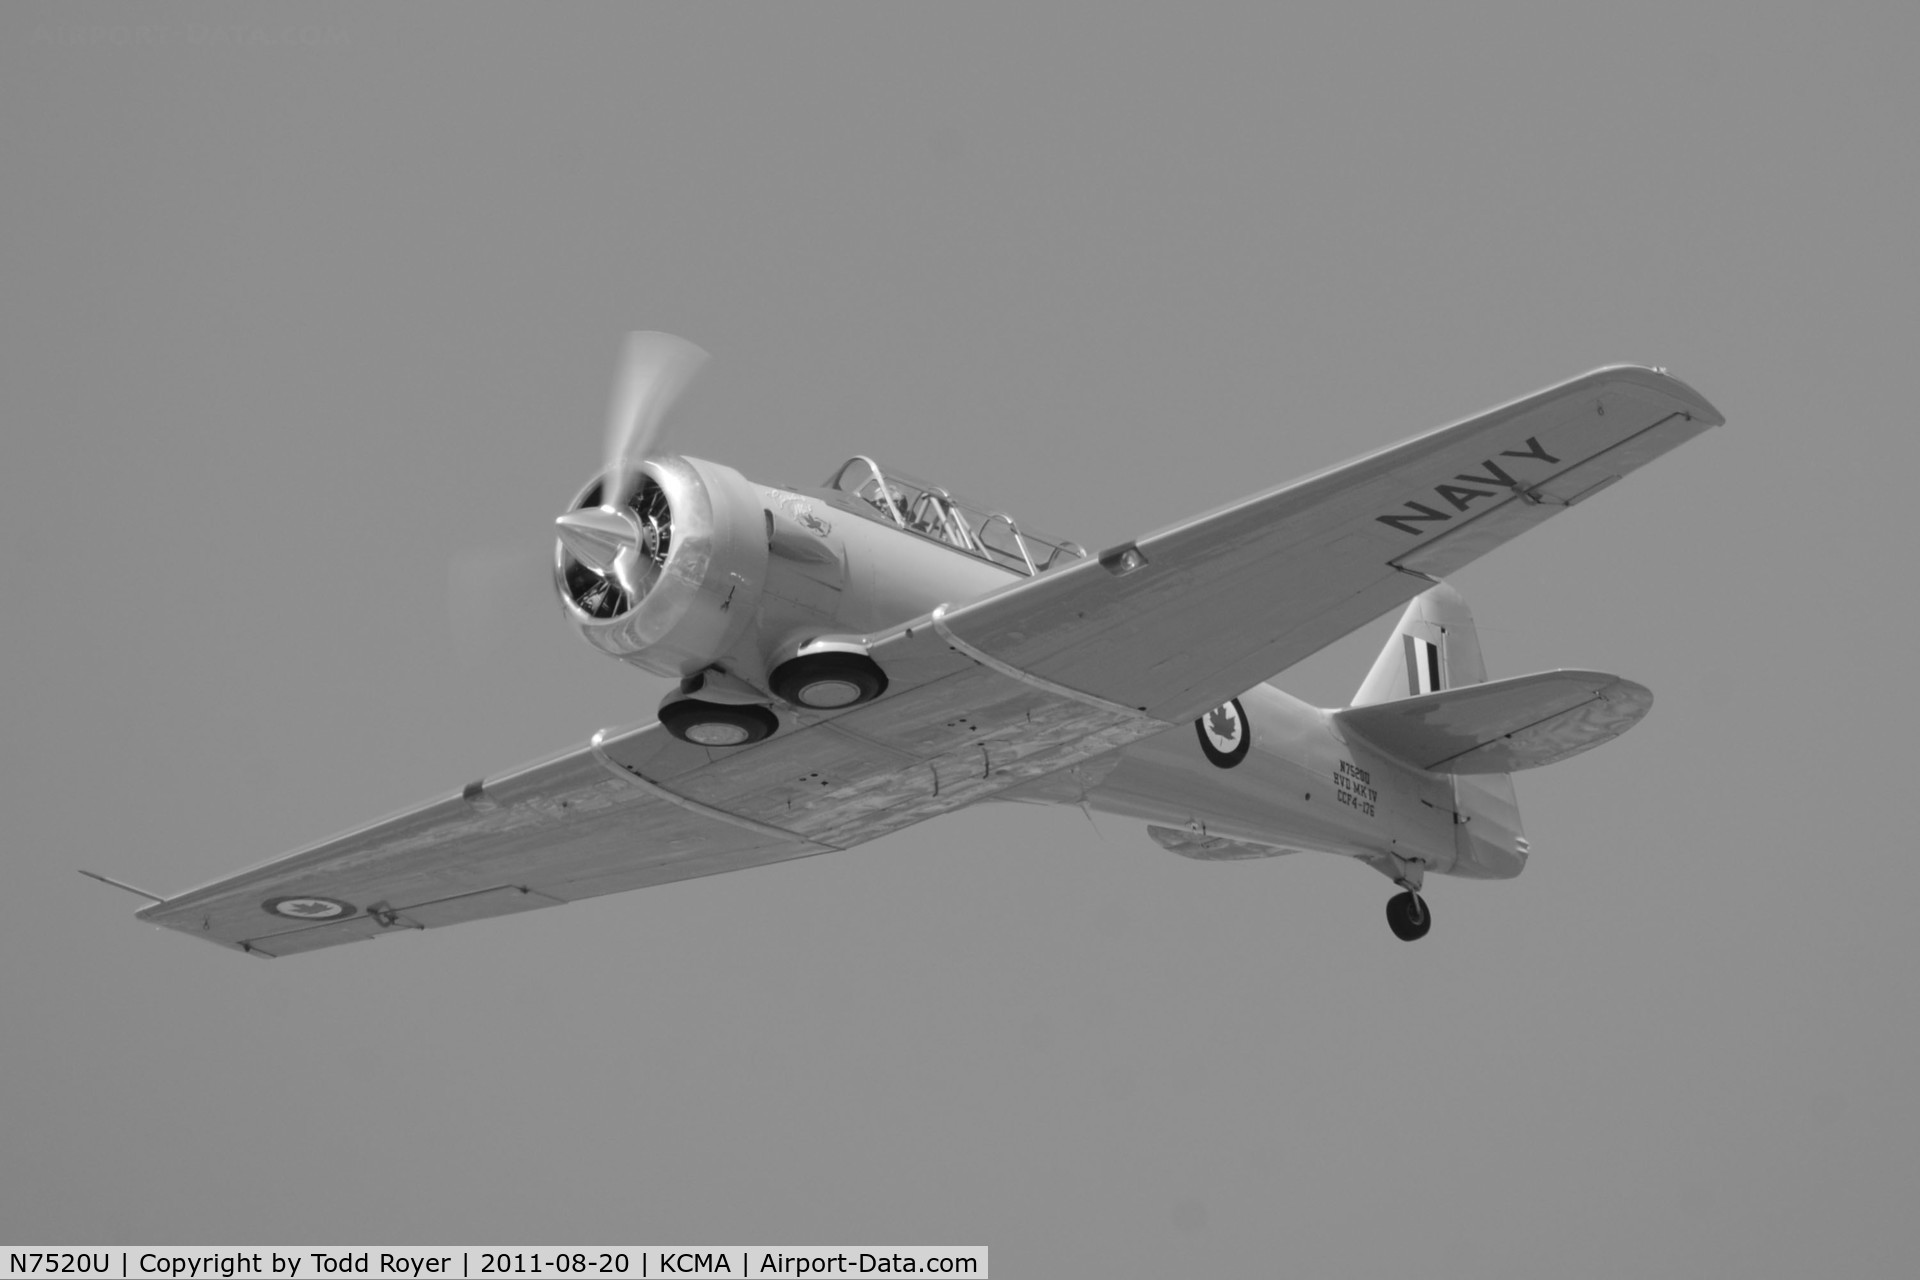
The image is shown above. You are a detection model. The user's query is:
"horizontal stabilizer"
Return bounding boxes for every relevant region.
[1335,670,1652,774]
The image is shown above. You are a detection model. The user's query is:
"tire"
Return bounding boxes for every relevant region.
[659,698,779,747]
[769,652,888,710]
[1385,890,1431,941]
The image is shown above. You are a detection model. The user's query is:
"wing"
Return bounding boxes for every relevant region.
[1334,669,1654,773]
[137,631,1164,956]
[932,365,1721,723]
[135,731,815,956]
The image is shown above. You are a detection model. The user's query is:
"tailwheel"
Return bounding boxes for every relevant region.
[1385,890,1431,941]
[659,698,779,747]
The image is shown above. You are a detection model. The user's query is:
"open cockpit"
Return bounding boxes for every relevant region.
[822,456,1085,576]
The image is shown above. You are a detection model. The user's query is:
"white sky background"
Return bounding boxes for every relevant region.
[4,2,1916,1272]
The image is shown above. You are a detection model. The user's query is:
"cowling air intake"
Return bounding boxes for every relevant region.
[553,455,770,677]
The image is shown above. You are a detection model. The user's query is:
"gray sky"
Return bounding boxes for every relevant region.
[5,2,1917,1273]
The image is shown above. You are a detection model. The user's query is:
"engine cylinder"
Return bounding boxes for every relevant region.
[554,455,769,677]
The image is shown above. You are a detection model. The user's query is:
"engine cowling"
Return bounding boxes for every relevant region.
[554,455,769,677]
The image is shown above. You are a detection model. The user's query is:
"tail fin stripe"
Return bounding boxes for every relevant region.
[1401,634,1442,694]
[1353,582,1479,707]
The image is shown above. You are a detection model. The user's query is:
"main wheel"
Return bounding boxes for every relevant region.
[1385,890,1431,941]
[769,651,888,710]
[659,698,779,747]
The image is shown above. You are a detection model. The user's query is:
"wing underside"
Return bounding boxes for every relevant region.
[932,366,1721,724]
[136,630,1168,955]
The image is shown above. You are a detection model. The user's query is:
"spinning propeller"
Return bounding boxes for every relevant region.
[554,331,709,605]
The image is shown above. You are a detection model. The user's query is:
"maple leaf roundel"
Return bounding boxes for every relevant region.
[262,895,356,921]
[1195,697,1251,768]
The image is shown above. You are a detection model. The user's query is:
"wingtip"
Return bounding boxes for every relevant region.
[1592,364,1726,427]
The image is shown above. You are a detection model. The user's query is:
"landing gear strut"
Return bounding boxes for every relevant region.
[1385,888,1431,941]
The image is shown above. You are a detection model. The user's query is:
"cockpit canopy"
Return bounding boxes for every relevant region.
[824,456,1085,576]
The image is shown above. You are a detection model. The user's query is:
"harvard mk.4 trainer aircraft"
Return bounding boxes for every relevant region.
[116,335,1723,954]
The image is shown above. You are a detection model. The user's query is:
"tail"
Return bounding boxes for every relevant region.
[1349,583,1527,880]
[1352,580,1489,704]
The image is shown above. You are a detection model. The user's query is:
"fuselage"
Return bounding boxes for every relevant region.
[1064,684,1523,880]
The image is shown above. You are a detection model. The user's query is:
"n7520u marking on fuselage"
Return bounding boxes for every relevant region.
[1376,436,1562,535]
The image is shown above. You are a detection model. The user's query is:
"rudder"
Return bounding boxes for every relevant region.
[1350,582,1527,879]
[1352,581,1487,705]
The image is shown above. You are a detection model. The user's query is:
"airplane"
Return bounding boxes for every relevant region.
[107,334,1723,954]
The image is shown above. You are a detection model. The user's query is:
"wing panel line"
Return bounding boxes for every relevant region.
[929,605,1168,724]
[588,728,836,849]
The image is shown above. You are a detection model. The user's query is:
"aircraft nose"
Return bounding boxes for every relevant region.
[555,506,640,576]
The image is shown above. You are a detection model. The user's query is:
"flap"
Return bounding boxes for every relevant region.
[1333,670,1654,773]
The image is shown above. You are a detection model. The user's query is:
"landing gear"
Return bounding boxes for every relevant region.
[769,649,888,710]
[659,698,779,747]
[1385,889,1431,941]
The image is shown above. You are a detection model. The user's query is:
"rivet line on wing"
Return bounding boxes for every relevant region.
[589,730,836,849]
[929,605,1165,724]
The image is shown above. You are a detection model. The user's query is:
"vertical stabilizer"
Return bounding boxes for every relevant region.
[1349,582,1528,878]
[1351,581,1486,706]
